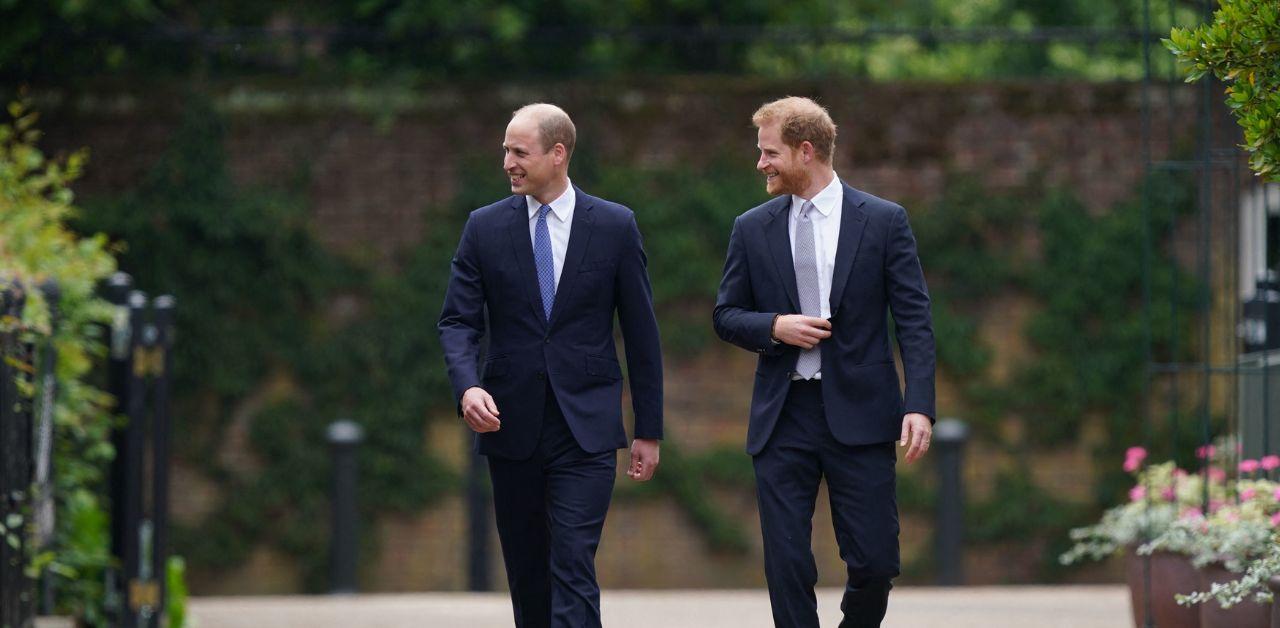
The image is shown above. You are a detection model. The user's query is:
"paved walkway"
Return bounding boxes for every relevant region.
[190,585,1131,627]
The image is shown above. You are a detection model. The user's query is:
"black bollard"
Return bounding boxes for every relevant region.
[328,419,364,594]
[933,418,969,586]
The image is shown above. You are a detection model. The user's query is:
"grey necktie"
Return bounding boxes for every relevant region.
[794,200,822,379]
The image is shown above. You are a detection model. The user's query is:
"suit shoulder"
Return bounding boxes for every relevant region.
[469,197,519,222]
[849,188,908,225]
[581,195,639,228]
[736,196,787,225]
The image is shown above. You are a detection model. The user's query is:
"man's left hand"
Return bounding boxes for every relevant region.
[899,413,932,464]
[628,439,660,481]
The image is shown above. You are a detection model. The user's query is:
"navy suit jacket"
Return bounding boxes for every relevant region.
[438,186,663,459]
[713,182,935,455]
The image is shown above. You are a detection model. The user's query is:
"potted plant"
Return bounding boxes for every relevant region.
[1153,458,1280,628]
[1062,448,1222,628]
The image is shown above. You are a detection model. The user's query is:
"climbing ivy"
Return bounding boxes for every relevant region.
[70,94,1204,586]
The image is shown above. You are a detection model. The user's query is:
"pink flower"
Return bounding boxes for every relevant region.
[1209,499,1225,513]
[1197,445,1217,459]
[1272,512,1280,527]
[1123,452,1145,473]
[1241,488,1257,500]
[1180,507,1203,521]
[1161,487,1176,501]
[1273,487,1280,501]
[1240,459,1260,474]
[1174,468,1189,478]
[1261,455,1280,471]
[1224,510,1240,523]
[1209,468,1227,483]
[1129,485,1146,502]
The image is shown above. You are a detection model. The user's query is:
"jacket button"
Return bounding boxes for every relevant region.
[544,337,551,344]
[537,371,545,380]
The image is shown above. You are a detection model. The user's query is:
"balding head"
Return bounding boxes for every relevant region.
[511,103,577,161]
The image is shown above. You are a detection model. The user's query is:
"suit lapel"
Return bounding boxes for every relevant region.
[506,196,548,329]
[547,186,595,329]
[765,196,801,313]
[828,183,869,317]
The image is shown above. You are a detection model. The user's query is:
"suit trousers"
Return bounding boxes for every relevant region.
[487,384,617,628]
[753,379,900,628]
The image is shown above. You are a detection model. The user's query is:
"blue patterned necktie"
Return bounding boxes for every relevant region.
[534,204,556,321]
[794,200,822,379]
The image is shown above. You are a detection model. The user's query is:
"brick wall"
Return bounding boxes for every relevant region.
[36,79,1224,593]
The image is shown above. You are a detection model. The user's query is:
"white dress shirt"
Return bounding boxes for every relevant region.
[788,173,843,320]
[787,173,842,380]
[526,181,575,291]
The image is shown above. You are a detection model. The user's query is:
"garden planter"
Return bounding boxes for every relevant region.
[1126,550,1201,628]
[1196,563,1271,628]
[1269,577,1280,628]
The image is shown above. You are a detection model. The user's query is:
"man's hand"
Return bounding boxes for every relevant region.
[628,438,660,481]
[460,387,501,433]
[899,413,932,464]
[772,315,832,349]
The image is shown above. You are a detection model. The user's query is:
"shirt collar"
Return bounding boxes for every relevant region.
[527,180,575,223]
[791,172,842,218]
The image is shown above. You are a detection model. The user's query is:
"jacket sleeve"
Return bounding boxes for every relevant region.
[437,213,486,408]
[884,205,937,421]
[615,213,664,440]
[713,216,786,356]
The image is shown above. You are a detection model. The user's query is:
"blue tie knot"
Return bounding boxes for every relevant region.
[539,204,553,220]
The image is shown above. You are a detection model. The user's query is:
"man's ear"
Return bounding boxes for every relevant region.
[553,143,568,166]
[801,141,815,163]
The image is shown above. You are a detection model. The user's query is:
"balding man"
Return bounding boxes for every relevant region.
[439,104,663,628]
[714,97,936,627]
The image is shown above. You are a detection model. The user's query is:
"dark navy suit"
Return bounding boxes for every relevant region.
[713,182,935,627]
[439,187,663,627]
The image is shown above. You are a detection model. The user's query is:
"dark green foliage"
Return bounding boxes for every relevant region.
[1166,0,1280,181]
[78,99,458,590]
[581,160,766,355]
[904,170,1199,580]
[3,0,1198,83]
[1,101,119,623]
[966,469,1093,580]
[651,443,751,554]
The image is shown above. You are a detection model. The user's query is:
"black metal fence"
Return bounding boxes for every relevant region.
[103,273,176,627]
[0,274,175,627]
[1,283,35,628]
